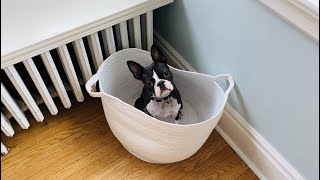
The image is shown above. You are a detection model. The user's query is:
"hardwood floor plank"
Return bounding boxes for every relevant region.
[1,96,258,180]
[3,116,105,179]
[236,169,260,180]
[180,137,227,173]
[189,149,245,180]
[66,142,129,179]
[216,160,249,180]
[53,140,120,179]
[83,150,137,179]
[140,162,182,180]
[1,98,97,161]
[26,121,112,179]
[181,146,235,180]
[1,108,104,171]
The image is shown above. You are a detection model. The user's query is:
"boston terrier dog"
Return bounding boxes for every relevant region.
[127,45,183,120]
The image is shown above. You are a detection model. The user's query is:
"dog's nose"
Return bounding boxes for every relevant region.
[157,80,165,89]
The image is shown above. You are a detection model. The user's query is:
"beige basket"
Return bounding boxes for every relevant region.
[86,48,234,163]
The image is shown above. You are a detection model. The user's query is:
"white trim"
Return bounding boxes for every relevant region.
[1,0,173,69]
[287,0,319,18]
[154,31,305,180]
[258,0,319,43]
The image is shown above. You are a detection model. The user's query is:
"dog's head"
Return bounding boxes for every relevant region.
[127,45,174,98]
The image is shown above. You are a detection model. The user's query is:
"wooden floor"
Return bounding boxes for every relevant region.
[1,95,258,180]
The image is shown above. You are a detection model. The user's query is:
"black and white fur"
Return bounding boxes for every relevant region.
[127,45,183,120]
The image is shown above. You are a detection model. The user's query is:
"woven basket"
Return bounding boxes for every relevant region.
[86,48,234,163]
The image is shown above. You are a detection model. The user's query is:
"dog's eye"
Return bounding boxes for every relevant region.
[147,81,153,86]
[164,71,169,77]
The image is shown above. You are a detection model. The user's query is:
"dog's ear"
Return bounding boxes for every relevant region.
[127,61,144,80]
[151,44,167,63]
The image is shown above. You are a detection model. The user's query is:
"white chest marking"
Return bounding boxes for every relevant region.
[146,98,181,118]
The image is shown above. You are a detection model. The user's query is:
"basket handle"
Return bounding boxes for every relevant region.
[211,74,234,97]
[85,73,105,98]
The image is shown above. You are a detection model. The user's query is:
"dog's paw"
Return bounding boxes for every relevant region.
[175,111,182,121]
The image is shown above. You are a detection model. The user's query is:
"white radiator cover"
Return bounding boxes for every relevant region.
[1,0,174,154]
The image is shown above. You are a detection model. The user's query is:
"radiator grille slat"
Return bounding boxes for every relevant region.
[41,52,71,109]
[101,30,110,58]
[1,112,15,137]
[57,45,84,102]
[114,25,122,51]
[1,142,9,155]
[146,11,153,51]
[1,83,30,129]
[4,66,44,122]
[72,39,92,82]
[133,16,142,49]
[104,27,116,55]
[88,33,104,71]
[22,58,59,115]
[120,21,130,49]
[1,14,154,153]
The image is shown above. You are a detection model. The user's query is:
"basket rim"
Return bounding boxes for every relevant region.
[96,48,229,127]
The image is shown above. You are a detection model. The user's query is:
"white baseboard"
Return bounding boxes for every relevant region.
[154,31,305,180]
